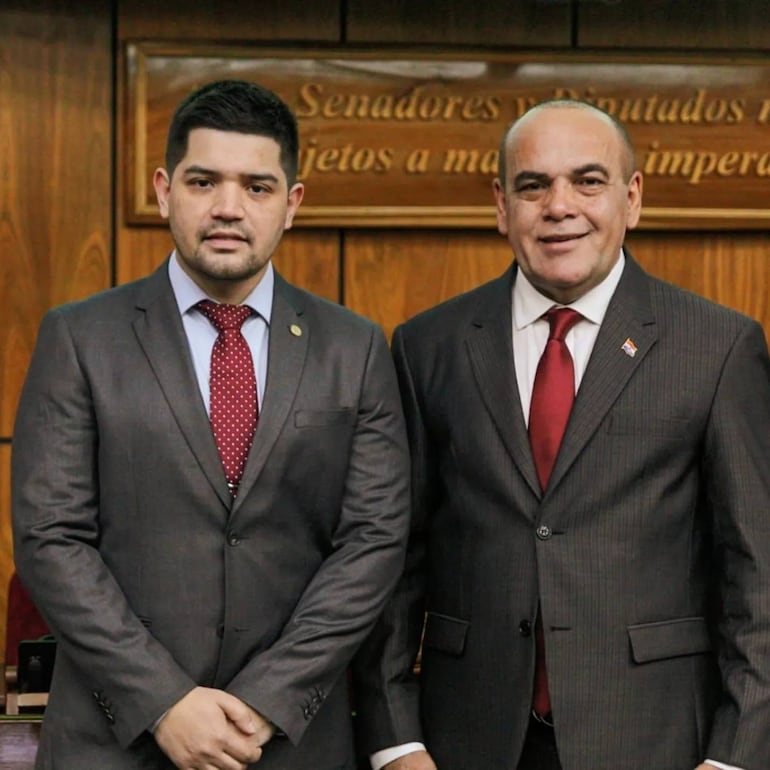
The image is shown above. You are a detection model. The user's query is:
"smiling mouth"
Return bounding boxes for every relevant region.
[540,233,587,244]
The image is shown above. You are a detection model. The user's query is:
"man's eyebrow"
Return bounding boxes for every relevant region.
[243,173,280,184]
[573,163,610,178]
[181,166,280,184]
[182,165,217,177]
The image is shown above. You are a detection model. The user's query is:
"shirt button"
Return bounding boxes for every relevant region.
[536,525,552,540]
[518,619,532,637]
[227,532,241,546]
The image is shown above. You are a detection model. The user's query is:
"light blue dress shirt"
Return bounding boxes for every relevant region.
[168,253,271,411]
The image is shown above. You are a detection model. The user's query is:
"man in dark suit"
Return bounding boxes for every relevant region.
[12,80,410,770]
[353,100,770,770]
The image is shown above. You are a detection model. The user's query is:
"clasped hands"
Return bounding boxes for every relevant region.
[155,686,275,770]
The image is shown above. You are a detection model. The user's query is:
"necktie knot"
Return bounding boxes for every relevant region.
[545,307,582,342]
[197,299,253,332]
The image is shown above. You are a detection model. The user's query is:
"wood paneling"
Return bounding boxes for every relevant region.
[0,3,112,438]
[1,445,12,660]
[118,0,340,41]
[578,0,770,49]
[627,231,770,341]
[344,230,512,339]
[271,231,341,303]
[347,0,570,46]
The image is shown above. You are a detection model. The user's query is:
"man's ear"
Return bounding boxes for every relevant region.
[153,168,171,219]
[284,182,305,229]
[493,178,509,236]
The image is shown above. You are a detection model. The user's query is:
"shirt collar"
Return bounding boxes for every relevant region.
[513,249,625,330]
[168,252,274,324]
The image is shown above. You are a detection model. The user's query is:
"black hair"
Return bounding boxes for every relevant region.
[165,79,299,185]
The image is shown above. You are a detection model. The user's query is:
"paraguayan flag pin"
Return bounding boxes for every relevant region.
[621,337,637,357]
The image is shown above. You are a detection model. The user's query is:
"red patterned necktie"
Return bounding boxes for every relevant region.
[197,300,258,497]
[528,306,582,718]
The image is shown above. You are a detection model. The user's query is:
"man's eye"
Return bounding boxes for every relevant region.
[247,184,270,194]
[577,177,604,187]
[517,181,545,193]
[189,179,212,188]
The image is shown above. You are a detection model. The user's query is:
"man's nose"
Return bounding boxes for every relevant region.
[211,185,245,219]
[543,179,577,219]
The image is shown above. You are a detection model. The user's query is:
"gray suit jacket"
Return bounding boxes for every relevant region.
[353,253,770,770]
[12,260,410,769]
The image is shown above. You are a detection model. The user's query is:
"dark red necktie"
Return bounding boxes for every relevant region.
[528,307,582,718]
[197,300,258,497]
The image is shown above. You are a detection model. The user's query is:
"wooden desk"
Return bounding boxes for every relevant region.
[0,718,41,769]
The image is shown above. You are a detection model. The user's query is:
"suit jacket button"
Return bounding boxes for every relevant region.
[536,524,552,540]
[227,532,241,546]
[518,619,532,636]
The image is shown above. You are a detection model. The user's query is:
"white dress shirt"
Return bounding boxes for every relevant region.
[371,253,739,770]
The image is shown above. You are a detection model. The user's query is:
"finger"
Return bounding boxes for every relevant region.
[216,724,264,765]
[217,695,256,736]
[224,739,263,765]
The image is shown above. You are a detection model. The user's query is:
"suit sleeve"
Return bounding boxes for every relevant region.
[351,324,438,755]
[12,310,196,748]
[225,324,411,745]
[703,319,770,770]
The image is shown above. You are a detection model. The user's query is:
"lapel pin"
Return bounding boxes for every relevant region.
[621,338,637,358]
[289,324,302,337]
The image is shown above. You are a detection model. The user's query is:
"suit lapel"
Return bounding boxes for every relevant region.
[546,253,658,493]
[132,261,230,506]
[232,273,308,513]
[465,266,542,498]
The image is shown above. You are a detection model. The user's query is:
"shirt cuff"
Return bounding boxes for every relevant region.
[705,760,744,770]
[370,742,427,769]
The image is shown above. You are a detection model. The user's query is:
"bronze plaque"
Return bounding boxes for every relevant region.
[126,43,770,229]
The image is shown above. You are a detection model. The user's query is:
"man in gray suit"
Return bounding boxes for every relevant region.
[12,80,409,770]
[353,100,770,770]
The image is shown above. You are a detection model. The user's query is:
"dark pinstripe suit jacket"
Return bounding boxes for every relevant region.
[354,252,770,770]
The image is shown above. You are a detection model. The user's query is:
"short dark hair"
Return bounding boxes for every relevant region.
[497,98,637,187]
[165,79,299,185]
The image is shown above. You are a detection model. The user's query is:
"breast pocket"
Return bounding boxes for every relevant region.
[294,409,354,429]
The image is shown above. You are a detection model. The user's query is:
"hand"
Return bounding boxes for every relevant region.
[384,750,438,770]
[154,686,264,769]
[241,702,276,747]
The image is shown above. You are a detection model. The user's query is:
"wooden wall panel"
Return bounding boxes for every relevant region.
[344,231,512,340]
[627,232,770,342]
[0,2,112,661]
[0,3,112,438]
[118,0,340,41]
[346,0,570,46]
[579,0,770,49]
